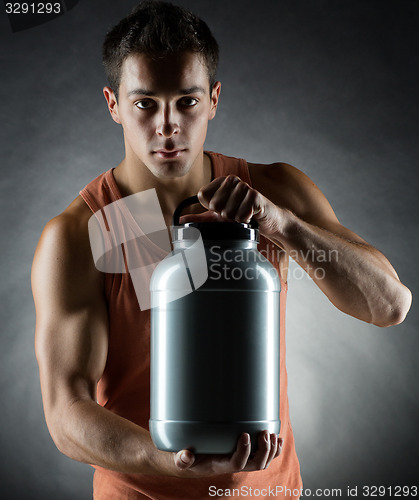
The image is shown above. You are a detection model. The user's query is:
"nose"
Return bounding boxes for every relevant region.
[156,104,180,138]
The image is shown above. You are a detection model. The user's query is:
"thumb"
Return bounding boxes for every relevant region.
[174,449,195,469]
[179,211,227,224]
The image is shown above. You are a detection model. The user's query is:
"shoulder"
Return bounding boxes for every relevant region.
[247,161,341,228]
[39,196,93,254]
[248,161,318,209]
[32,196,101,294]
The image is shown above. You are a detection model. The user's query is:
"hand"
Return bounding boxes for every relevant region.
[172,431,283,478]
[180,175,281,238]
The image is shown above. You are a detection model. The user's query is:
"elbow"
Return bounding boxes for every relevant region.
[51,431,68,456]
[44,410,69,456]
[41,392,78,458]
[373,285,412,328]
[48,414,81,461]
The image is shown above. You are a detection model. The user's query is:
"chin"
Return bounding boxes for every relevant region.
[150,161,193,179]
[153,165,191,179]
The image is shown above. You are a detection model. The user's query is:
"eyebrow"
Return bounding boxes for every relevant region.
[127,86,206,98]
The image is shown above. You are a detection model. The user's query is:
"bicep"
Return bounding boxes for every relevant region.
[256,162,371,243]
[253,162,400,278]
[277,166,400,275]
[32,216,108,429]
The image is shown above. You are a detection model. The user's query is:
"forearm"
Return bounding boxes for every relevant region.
[52,398,176,476]
[269,209,412,327]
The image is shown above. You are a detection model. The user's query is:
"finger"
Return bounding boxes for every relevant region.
[201,175,241,213]
[229,433,251,471]
[249,430,271,470]
[220,181,250,221]
[275,437,284,458]
[179,211,227,224]
[174,449,196,469]
[198,177,227,208]
[208,175,241,214]
[264,433,278,469]
[233,187,259,223]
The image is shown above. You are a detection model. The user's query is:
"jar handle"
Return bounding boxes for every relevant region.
[172,194,259,228]
[172,195,200,226]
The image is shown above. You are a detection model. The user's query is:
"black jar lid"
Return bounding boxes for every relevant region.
[173,221,259,242]
[172,195,259,242]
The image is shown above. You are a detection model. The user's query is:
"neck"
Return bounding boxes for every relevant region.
[113,150,213,224]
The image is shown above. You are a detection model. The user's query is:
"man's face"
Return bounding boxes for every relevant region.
[105,51,220,179]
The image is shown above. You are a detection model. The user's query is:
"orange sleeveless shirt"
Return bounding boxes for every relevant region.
[80,151,302,499]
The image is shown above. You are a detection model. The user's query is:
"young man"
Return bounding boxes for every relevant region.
[32,1,412,499]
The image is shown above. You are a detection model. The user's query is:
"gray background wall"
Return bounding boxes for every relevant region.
[1,0,418,498]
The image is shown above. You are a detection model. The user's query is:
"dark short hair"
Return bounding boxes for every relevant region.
[102,0,219,99]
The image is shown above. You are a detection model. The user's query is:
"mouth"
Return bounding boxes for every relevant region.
[153,149,186,159]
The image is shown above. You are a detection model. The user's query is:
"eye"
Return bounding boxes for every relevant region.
[135,99,156,110]
[179,97,198,107]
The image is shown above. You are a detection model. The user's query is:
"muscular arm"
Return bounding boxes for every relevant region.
[32,207,175,475]
[194,164,412,327]
[270,210,410,327]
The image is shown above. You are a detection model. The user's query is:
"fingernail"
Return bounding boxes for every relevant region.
[180,452,190,464]
[264,431,270,442]
[242,433,250,445]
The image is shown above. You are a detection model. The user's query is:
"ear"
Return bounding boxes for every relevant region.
[208,81,221,120]
[103,86,121,124]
